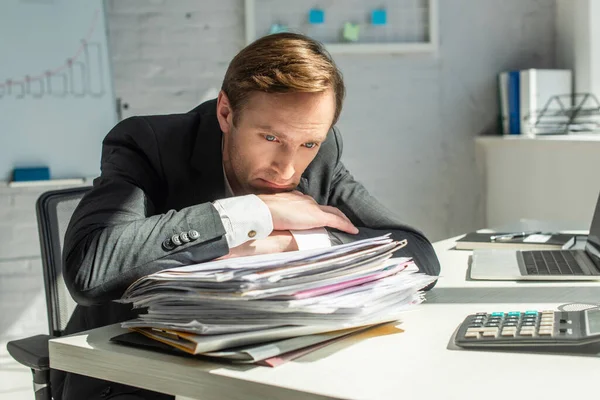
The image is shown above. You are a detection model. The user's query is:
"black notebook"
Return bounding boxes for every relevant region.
[455,232,576,251]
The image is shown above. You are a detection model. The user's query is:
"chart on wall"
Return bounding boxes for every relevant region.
[0,0,116,181]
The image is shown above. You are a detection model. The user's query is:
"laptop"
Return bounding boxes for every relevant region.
[471,192,600,281]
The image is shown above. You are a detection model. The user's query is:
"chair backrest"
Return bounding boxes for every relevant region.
[36,186,91,337]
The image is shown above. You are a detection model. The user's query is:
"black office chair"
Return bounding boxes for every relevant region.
[6,186,91,400]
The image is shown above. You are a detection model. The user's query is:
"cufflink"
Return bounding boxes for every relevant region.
[179,232,190,243]
[188,230,199,240]
[171,234,183,246]
[248,230,257,238]
[162,238,175,251]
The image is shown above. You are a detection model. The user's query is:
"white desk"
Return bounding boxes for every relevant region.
[49,236,600,400]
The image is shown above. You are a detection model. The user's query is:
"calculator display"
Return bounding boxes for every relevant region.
[585,309,600,335]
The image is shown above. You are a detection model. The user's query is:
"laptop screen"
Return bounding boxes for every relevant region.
[585,191,600,267]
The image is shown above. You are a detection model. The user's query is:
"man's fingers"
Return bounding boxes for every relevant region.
[320,206,358,234]
[320,205,353,224]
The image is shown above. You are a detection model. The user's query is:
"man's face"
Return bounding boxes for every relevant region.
[217,90,335,195]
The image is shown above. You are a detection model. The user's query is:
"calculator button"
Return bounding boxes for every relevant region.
[465,332,479,339]
[466,328,481,333]
[541,311,554,317]
[501,330,516,337]
[522,322,536,326]
[540,321,553,327]
[539,330,553,336]
[491,312,505,317]
[520,326,535,331]
[525,310,538,315]
[483,331,497,337]
[519,330,535,336]
[508,311,521,316]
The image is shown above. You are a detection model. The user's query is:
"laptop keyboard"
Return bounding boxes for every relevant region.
[521,250,585,275]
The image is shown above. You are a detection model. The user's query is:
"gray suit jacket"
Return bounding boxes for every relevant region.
[54,99,440,400]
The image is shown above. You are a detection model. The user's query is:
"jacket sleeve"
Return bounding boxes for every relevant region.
[63,117,229,306]
[325,129,441,280]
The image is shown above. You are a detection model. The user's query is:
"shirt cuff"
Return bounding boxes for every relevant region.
[290,228,332,250]
[212,195,273,248]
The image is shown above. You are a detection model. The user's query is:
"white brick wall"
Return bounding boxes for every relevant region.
[106,0,245,118]
[0,182,90,343]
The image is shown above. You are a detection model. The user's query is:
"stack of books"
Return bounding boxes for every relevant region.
[116,235,436,365]
[498,68,572,136]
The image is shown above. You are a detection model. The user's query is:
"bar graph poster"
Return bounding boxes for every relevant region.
[0,0,117,180]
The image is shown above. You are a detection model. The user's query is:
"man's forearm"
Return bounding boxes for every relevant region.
[64,183,229,306]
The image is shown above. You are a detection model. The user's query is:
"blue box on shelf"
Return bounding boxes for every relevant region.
[308,8,325,24]
[12,166,50,182]
[372,9,387,25]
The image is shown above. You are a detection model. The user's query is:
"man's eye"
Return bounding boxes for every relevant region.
[304,142,317,149]
[265,135,277,142]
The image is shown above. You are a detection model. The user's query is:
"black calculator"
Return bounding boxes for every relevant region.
[454,308,600,348]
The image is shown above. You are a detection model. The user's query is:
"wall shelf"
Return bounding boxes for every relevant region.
[476,134,600,143]
[244,0,438,55]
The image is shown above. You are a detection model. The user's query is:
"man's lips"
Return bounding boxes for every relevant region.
[258,179,294,190]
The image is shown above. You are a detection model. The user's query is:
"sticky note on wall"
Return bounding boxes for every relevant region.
[343,22,360,42]
[308,8,325,24]
[269,23,288,34]
[372,9,387,25]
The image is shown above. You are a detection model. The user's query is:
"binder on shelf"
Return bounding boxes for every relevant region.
[498,72,509,134]
[520,69,572,136]
[507,71,521,135]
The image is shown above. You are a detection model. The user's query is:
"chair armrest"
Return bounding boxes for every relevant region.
[7,334,51,370]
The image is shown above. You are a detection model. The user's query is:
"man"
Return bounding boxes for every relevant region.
[55,33,440,400]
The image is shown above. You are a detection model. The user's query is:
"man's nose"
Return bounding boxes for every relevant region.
[272,151,296,180]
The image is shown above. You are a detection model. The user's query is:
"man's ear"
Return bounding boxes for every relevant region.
[216,90,234,134]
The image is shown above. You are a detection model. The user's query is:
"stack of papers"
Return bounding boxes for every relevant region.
[118,235,436,357]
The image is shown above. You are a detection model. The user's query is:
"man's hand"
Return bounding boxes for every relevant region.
[258,191,359,234]
[219,230,298,259]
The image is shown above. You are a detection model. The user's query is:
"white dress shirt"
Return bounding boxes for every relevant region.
[212,166,331,250]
